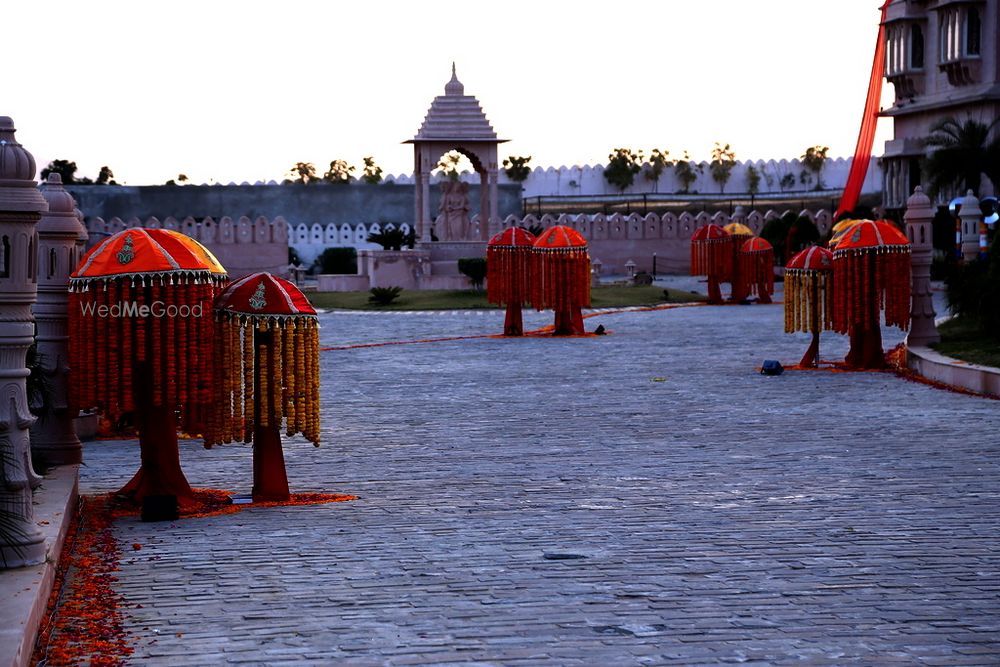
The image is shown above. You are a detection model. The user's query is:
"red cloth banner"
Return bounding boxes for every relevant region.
[835,2,890,220]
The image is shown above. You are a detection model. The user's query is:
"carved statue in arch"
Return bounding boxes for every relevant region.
[437,180,471,241]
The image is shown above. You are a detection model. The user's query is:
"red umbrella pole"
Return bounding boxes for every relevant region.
[252,329,290,502]
[553,306,585,336]
[503,302,524,337]
[798,279,821,368]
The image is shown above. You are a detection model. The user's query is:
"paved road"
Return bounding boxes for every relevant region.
[77,300,1000,666]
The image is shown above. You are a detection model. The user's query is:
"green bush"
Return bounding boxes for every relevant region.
[369,286,403,305]
[946,235,1000,339]
[316,247,357,274]
[760,212,820,265]
[367,228,410,251]
[458,257,487,290]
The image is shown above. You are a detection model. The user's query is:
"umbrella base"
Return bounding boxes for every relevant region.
[503,303,524,336]
[553,307,585,336]
[118,403,194,508]
[252,425,290,502]
[845,327,886,370]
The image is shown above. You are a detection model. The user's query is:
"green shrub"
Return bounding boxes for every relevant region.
[458,257,487,290]
[316,247,357,274]
[760,212,819,265]
[369,286,403,305]
[946,235,1000,339]
[367,228,409,251]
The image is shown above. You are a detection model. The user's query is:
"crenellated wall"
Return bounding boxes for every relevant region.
[494,209,834,275]
[83,215,289,279]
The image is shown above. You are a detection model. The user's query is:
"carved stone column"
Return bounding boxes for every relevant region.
[31,174,86,466]
[904,186,939,346]
[959,190,982,262]
[0,116,47,568]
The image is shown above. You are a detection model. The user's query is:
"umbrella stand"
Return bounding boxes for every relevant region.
[553,306,585,336]
[251,329,290,502]
[799,279,821,368]
[706,275,723,304]
[845,256,886,369]
[117,360,194,507]
[503,303,524,337]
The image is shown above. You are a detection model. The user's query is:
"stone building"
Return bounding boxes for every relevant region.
[881,0,999,209]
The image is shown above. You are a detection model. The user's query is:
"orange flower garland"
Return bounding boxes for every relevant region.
[529,226,591,313]
[784,246,834,334]
[738,237,775,298]
[487,227,536,307]
[206,273,321,447]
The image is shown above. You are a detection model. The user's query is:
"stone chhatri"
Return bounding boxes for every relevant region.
[412,63,501,142]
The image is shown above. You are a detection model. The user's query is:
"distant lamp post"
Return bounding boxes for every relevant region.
[625,259,636,278]
[652,252,657,279]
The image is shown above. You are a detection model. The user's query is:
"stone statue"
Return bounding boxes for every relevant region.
[437,181,471,241]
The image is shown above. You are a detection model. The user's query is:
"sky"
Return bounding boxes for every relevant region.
[6,0,895,186]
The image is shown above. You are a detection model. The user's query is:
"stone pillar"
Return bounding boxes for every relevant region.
[488,168,500,240]
[0,116,47,568]
[959,190,981,262]
[478,171,489,242]
[31,174,86,466]
[904,186,939,347]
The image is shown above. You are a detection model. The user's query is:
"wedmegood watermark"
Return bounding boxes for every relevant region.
[79,300,205,318]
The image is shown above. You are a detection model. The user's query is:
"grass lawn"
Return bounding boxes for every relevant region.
[931,317,1000,369]
[307,284,705,311]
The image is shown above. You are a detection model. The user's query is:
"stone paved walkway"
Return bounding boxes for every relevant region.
[76,300,1000,666]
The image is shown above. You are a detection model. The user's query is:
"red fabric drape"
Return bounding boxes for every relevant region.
[835,2,889,219]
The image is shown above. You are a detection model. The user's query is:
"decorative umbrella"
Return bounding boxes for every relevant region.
[738,237,775,304]
[530,225,591,335]
[487,227,536,336]
[690,224,731,304]
[829,218,862,248]
[69,228,227,510]
[784,245,833,367]
[724,222,754,302]
[206,272,320,501]
[831,219,911,369]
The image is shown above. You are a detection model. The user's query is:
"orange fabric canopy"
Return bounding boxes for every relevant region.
[740,237,773,255]
[786,246,833,272]
[533,225,587,249]
[832,219,909,255]
[214,272,316,318]
[72,228,226,285]
[691,223,729,242]
[489,226,536,248]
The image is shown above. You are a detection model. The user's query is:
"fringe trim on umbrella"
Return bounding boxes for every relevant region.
[68,275,222,431]
[486,244,532,306]
[204,313,321,448]
[690,237,733,279]
[783,268,833,333]
[738,246,775,297]
[831,246,911,334]
[529,247,592,312]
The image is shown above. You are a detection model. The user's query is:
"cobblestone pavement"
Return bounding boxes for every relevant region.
[77,299,1000,666]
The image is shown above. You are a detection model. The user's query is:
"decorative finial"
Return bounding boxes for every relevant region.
[445,62,464,96]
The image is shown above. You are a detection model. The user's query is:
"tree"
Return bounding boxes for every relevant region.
[709,142,737,193]
[40,159,80,184]
[166,173,189,186]
[436,151,465,181]
[923,117,1000,197]
[800,145,829,190]
[502,155,532,183]
[643,149,670,192]
[604,147,643,192]
[323,159,355,184]
[361,156,383,185]
[672,151,702,194]
[95,165,117,185]
[287,162,317,184]
[746,164,761,196]
[315,247,357,274]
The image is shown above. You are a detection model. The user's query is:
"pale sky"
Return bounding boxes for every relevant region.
[6,0,895,185]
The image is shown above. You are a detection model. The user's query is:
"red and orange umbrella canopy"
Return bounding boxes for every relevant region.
[215,272,316,318]
[691,223,729,243]
[530,225,590,311]
[740,236,773,255]
[534,225,588,248]
[72,227,226,285]
[489,226,536,248]
[208,272,320,448]
[832,219,909,254]
[723,222,754,238]
[831,220,911,334]
[785,246,834,334]
[786,245,833,272]
[487,227,536,307]
[68,228,226,431]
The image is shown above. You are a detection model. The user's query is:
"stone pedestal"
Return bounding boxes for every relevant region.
[0,116,47,568]
[31,174,86,466]
[904,186,939,346]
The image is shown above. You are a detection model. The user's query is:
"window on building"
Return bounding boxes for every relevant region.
[910,24,924,68]
[966,7,981,56]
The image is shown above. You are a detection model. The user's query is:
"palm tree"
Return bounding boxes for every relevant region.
[923,117,1000,197]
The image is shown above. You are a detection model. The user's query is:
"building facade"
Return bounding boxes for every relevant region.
[881,0,999,209]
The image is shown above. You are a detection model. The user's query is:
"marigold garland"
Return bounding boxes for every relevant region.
[206,312,321,447]
[529,228,591,313]
[487,228,536,307]
[738,237,775,298]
